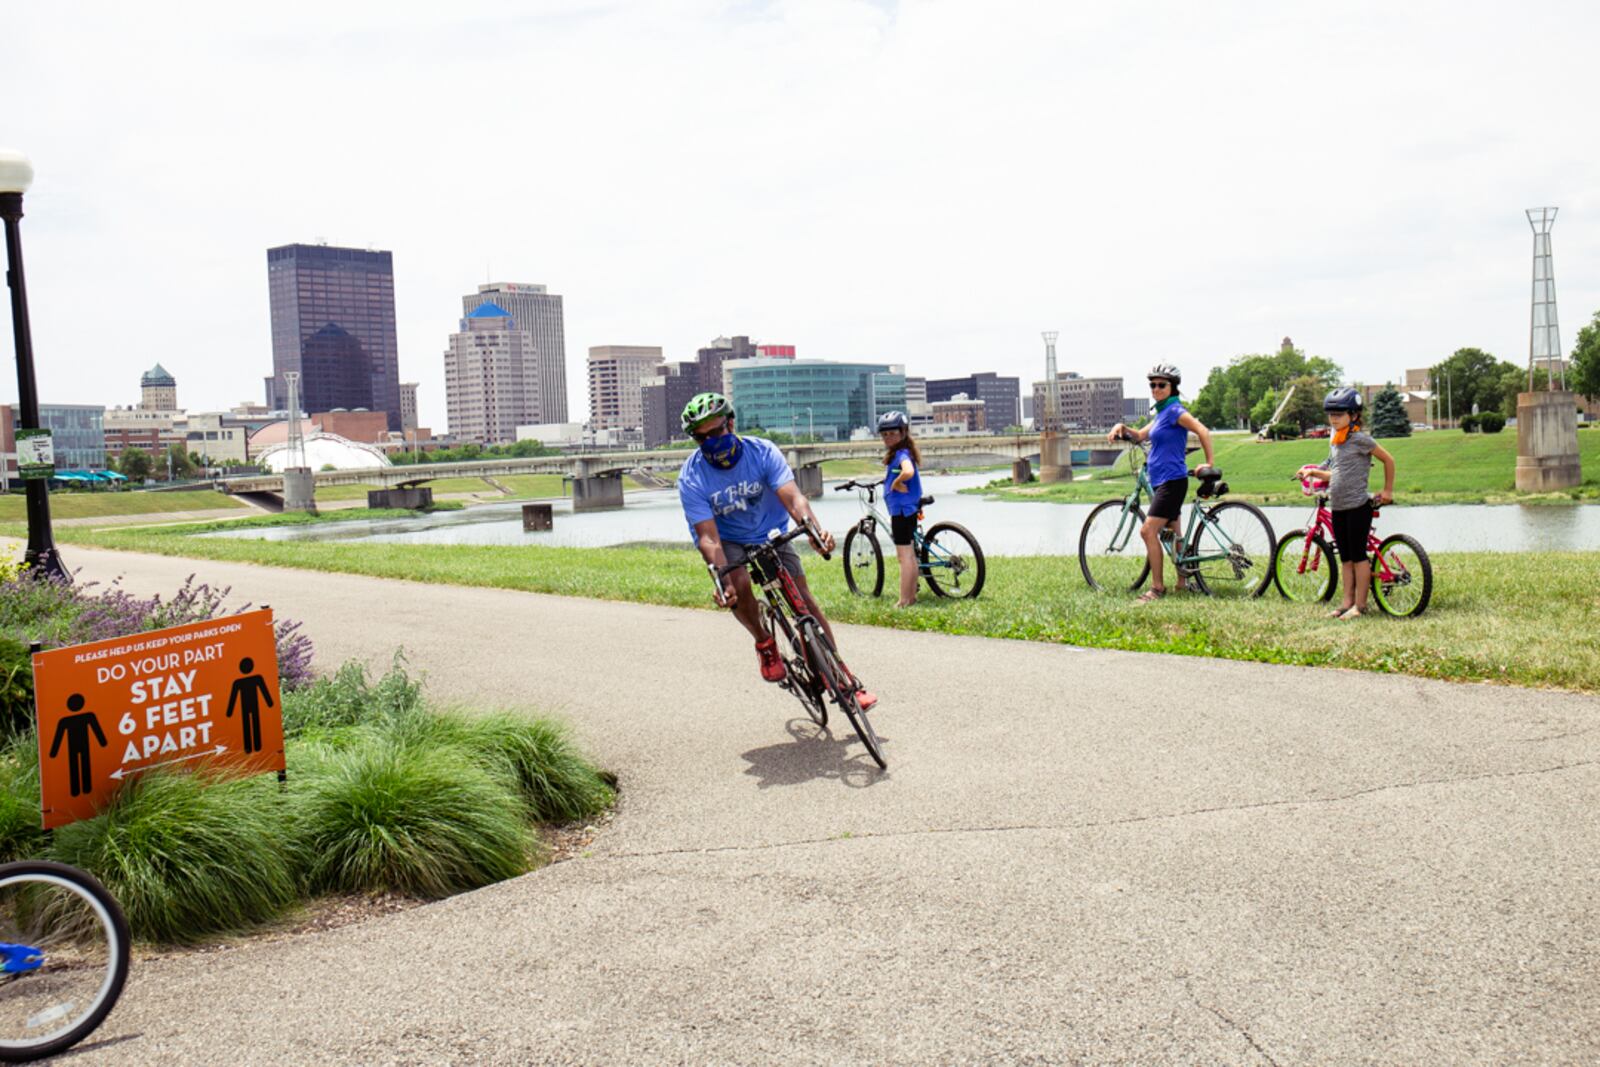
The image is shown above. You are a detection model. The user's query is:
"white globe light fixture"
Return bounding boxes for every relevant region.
[0,150,34,194]
[1,149,68,579]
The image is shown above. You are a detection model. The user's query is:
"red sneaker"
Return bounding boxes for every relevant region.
[755,637,786,683]
[855,689,878,712]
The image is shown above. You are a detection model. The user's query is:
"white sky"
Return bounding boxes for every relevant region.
[4,0,1598,430]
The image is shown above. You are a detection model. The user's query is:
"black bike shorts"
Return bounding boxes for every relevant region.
[725,540,804,582]
[1148,477,1188,521]
[1330,506,1372,563]
[889,513,917,546]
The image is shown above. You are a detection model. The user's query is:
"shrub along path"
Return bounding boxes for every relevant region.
[64,548,1600,1065]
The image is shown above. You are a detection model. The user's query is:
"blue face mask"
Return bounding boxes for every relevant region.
[699,431,742,469]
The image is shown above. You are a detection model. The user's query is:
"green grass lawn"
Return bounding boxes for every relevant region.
[974,428,1600,506]
[0,489,251,521]
[62,523,1600,693]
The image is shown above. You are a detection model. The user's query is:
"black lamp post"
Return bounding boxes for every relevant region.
[1,150,68,581]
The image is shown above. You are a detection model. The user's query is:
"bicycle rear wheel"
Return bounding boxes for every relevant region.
[842,523,884,598]
[918,522,986,599]
[772,610,826,727]
[1078,499,1150,593]
[1189,501,1275,599]
[802,625,886,769]
[1371,534,1432,618]
[0,861,130,1064]
[1272,530,1337,602]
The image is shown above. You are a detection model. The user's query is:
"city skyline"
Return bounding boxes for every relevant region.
[4,4,1598,428]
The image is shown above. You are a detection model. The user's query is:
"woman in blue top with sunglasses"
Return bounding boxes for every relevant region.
[1105,363,1216,603]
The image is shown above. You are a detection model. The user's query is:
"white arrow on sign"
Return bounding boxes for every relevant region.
[109,744,230,781]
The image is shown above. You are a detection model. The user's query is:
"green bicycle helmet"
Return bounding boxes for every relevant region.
[681,391,735,433]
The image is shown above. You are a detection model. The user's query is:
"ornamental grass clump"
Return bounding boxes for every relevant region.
[280,655,424,741]
[293,738,537,899]
[47,769,304,943]
[443,711,615,824]
[0,738,43,864]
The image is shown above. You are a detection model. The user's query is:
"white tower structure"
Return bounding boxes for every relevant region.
[1527,207,1564,391]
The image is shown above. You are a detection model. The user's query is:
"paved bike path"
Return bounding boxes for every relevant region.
[66,549,1600,1065]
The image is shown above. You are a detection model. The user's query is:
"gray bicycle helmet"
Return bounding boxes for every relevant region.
[1147,363,1182,385]
[877,410,908,432]
[1323,386,1363,413]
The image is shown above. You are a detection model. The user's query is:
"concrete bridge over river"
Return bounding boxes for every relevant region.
[216,434,1124,511]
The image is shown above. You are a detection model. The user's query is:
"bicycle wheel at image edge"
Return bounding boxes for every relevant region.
[1078,499,1151,593]
[1272,530,1337,602]
[1189,501,1276,598]
[802,625,887,769]
[842,524,884,598]
[918,521,986,599]
[0,861,130,1063]
[1371,533,1433,618]
[774,612,827,727]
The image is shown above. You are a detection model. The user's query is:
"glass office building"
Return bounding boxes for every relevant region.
[267,244,402,431]
[725,359,906,442]
[39,404,106,469]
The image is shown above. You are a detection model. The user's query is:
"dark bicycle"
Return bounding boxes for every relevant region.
[709,519,887,769]
[833,480,986,599]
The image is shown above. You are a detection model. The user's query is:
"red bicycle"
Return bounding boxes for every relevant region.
[1270,471,1433,617]
[708,520,887,769]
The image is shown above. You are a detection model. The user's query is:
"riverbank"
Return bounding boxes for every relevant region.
[968,428,1600,506]
[57,525,1600,692]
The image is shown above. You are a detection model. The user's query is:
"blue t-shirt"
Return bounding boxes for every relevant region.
[679,436,795,545]
[1146,400,1190,487]
[883,448,923,517]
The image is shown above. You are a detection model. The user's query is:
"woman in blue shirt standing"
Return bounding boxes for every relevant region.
[878,411,924,608]
[1105,363,1216,603]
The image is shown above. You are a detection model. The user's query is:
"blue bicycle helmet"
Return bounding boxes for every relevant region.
[877,411,909,432]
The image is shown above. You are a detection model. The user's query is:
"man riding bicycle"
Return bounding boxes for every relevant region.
[678,392,877,710]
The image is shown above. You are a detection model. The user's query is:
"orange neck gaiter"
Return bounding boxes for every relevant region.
[1332,421,1359,446]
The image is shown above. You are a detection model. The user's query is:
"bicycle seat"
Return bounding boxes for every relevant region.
[918,495,934,507]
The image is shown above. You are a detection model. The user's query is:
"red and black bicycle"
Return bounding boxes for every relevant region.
[709,520,887,769]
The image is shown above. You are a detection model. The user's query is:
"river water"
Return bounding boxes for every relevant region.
[206,471,1600,554]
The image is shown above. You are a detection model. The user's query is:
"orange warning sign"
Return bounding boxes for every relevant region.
[32,609,286,829]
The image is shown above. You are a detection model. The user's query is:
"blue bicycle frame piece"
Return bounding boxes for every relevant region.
[0,941,44,974]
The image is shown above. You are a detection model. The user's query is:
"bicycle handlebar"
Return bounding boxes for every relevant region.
[708,517,832,603]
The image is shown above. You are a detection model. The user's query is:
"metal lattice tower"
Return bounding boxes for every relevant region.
[1527,207,1564,392]
[283,371,307,468]
[1041,331,1061,432]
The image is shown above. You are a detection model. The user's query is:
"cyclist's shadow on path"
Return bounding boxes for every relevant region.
[740,720,889,790]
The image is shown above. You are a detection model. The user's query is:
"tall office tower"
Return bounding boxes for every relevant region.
[266,243,402,430]
[463,282,568,423]
[139,364,177,411]
[587,346,664,430]
[399,382,419,432]
[444,304,541,445]
[696,335,757,395]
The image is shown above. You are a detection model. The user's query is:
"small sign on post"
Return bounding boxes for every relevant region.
[16,428,54,481]
[32,609,287,829]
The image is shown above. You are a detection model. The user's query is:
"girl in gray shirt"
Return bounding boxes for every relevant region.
[1301,388,1396,619]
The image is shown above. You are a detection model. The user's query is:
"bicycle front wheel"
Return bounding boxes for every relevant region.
[803,625,886,769]
[1371,534,1432,618]
[0,861,130,1064]
[1189,501,1276,599]
[1078,499,1150,593]
[842,524,884,598]
[918,522,986,599]
[1272,530,1337,602]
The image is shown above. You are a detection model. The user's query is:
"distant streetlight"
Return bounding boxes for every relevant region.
[1,150,67,580]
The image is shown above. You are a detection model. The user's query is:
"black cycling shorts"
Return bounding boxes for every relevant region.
[1148,477,1188,521]
[889,513,917,546]
[1330,506,1373,563]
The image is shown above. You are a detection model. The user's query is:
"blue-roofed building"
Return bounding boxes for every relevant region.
[444,299,541,445]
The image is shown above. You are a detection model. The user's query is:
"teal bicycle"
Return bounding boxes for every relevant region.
[834,480,986,599]
[1077,435,1276,598]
